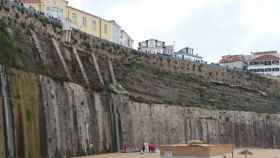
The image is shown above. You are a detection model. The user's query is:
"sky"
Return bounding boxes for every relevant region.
[67,0,280,63]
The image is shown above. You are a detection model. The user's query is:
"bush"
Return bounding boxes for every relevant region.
[38,15,50,26]
[0,29,23,66]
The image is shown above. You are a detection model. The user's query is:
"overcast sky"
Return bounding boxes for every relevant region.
[68,0,280,63]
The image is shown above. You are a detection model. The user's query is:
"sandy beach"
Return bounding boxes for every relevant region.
[73,148,280,158]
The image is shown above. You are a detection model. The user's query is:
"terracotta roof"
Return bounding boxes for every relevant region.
[251,55,280,62]
[219,55,245,64]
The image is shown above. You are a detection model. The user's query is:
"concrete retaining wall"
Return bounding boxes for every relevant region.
[117,98,280,149]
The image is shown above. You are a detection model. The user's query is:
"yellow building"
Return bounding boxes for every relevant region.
[20,0,113,41]
[66,6,112,41]
[21,0,68,20]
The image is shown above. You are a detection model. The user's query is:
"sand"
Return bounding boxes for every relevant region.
[73,149,280,158]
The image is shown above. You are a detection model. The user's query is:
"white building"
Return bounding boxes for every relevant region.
[109,21,134,48]
[120,30,134,48]
[248,51,280,76]
[174,47,203,63]
[219,55,247,70]
[110,20,122,45]
[138,39,174,55]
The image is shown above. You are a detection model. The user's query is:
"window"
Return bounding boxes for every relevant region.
[265,68,272,72]
[264,61,272,65]
[72,13,77,24]
[148,40,156,48]
[92,20,97,31]
[46,7,64,20]
[82,17,87,26]
[272,60,280,65]
[157,41,163,47]
[104,24,108,34]
[273,68,280,71]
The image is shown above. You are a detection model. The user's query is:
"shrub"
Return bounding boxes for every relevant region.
[0,29,23,66]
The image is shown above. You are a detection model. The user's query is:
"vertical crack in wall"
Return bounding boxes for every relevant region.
[0,87,6,158]
[0,65,15,158]
[73,47,89,85]
[51,38,72,80]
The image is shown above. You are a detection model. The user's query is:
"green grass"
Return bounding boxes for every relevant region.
[0,30,23,66]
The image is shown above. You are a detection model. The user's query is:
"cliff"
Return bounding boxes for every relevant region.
[1,4,280,158]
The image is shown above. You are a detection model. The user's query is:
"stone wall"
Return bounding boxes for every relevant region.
[117,97,280,149]
[1,66,280,158]
[9,69,41,158]
[0,4,280,158]
[0,68,114,158]
[39,75,113,157]
[0,96,5,158]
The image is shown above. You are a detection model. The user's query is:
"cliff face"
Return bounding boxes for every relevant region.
[1,68,114,157]
[117,98,280,149]
[1,4,280,158]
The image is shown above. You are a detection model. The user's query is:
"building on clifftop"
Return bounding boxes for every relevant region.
[247,51,280,76]
[138,39,174,55]
[120,30,134,48]
[218,50,280,77]
[19,0,134,48]
[219,55,247,70]
[174,47,204,63]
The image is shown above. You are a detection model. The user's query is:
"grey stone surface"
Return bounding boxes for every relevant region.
[40,76,112,157]
[117,98,280,149]
[0,65,15,158]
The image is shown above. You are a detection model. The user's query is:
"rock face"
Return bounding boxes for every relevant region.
[9,68,41,158]
[117,98,280,149]
[1,64,280,158]
[0,68,113,158]
[1,5,280,158]
[0,95,5,158]
[39,76,112,157]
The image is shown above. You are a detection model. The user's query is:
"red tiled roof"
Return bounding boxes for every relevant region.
[20,0,41,3]
[219,55,245,64]
[251,55,280,62]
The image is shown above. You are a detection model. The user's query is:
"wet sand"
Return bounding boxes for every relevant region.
[73,148,280,158]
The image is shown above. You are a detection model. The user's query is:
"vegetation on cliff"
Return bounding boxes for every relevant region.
[0,19,23,66]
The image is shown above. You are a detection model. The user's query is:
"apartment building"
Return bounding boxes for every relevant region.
[20,0,68,20]
[248,51,280,76]
[120,30,134,48]
[138,39,173,55]
[20,0,134,48]
[66,6,112,41]
[219,51,280,76]
[219,55,247,70]
[174,47,203,63]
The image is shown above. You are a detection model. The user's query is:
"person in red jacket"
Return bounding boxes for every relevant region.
[148,144,156,153]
